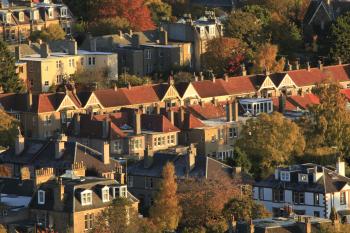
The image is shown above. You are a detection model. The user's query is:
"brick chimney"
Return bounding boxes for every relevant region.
[40,43,50,58]
[15,46,21,61]
[159,28,168,45]
[102,141,110,165]
[318,60,323,71]
[226,100,233,122]
[186,144,197,172]
[144,145,154,168]
[55,134,67,159]
[167,108,175,125]
[241,64,247,76]
[54,177,65,211]
[233,100,239,122]
[15,127,25,155]
[67,39,78,55]
[35,167,55,186]
[133,109,142,135]
[73,113,80,136]
[131,34,141,48]
[336,157,345,176]
[71,162,86,177]
[295,60,300,70]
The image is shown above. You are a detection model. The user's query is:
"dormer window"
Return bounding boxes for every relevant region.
[81,190,92,206]
[112,185,128,198]
[19,12,24,22]
[280,171,290,182]
[298,174,308,183]
[48,8,54,19]
[102,186,109,202]
[38,190,45,205]
[31,10,39,21]
[6,13,11,24]
[60,7,67,17]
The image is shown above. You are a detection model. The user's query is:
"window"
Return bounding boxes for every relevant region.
[167,135,170,144]
[19,12,24,22]
[45,115,52,125]
[119,186,127,198]
[84,213,94,231]
[32,10,39,20]
[128,176,133,187]
[56,61,60,69]
[340,192,346,205]
[314,193,320,206]
[48,8,54,18]
[229,128,237,138]
[161,136,166,145]
[218,128,224,139]
[81,190,93,206]
[314,211,320,217]
[293,192,305,204]
[60,7,68,17]
[273,189,284,202]
[145,177,153,189]
[280,171,290,182]
[6,13,11,23]
[145,50,152,59]
[88,57,96,65]
[38,190,45,204]
[114,140,122,152]
[131,139,142,149]
[298,174,308,183]
[102,186,109,202]
[259,188,264,200]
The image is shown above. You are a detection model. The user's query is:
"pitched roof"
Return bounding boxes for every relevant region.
[188,102,226,120]
[341,88,350,100]
[288,94,320,110]
[183,113,206,129]
[175,82,191,97]
[323,64,350,82]
[192,79,228,98]
[287,68,327,87]
[141,114,179,132]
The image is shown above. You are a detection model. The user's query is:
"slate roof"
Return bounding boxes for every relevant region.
[0,178,35,197]
[29,177,120,212]
[254,163,350,194]
[0,140,119,173]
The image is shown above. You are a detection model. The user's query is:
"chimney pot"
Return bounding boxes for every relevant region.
[336,157,345,176]
[133,109,142,135]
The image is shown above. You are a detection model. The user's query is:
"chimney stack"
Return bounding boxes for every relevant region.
[90,38,97,52]
[307,61,311,71]
[226,100,233,122]
[318,60,323,71]
[67,39,78,55]
[55,134,67,159]
[295,60,300,70]
[15,127,25,155]
[144,145,154,168]
[73,113,80,136]
[102,141,110,164]
[287,60,292,71]
[40,43,50,58]
[336,157,345,176]
[194,72,198,82]
[177,107,185,128]
[54,177,65,211]
[133,109,142,135]
[241,64,247,76]
[15,46,21,61]
[199,72,204,81]
[131,34,141,48]
[186,144,197,173]
[233,100,239,122]
[167,108,175,125]
[338,57,342,65]
[102,118,110,139]
[159,28,168,45]
[224,73,229,82]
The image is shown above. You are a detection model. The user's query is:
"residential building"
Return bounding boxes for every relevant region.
[0,0,74,43]
[82,28,192,77]
[162,11,224,71]
[127,144,243,213]
[18,40,118,93]
[253,160,350,219]
[29,171,138,233]
[68,109,180,159]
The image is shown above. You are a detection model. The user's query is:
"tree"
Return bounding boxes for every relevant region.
[116,74,151,88]
[174,72,194,83]
[30,24,66,42]
[146,0,172,24]
[236,112,305,178]
[300,80,350,160]
[202,37,246,76]
[253,43,285,73]
[224,10,265,53]
[223,196,270,222]
[0,41,25,93]
[0,110,19,149]
[178,172,241,232]
[226,147,251,172]
[91,198,141,233]
[329,12,350,63]
[88,17,130,36]
[150,162,182,231]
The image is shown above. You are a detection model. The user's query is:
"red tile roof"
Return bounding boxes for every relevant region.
[141,114,179,132]
[288,94,320,110]
[183,113,206,129]
[224,76,257,95]
[192,79,228,98]
[188,102,226,120]
[287,68,327,87]
[340,89,350,100]
[323,64,350,82]
[272,97,299,111]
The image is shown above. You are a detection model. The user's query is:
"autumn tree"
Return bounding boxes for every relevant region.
[178,171,240,232]
[0,110,19,149]
[202,37,246,76]
[116,74,151,88]
[0,41,25,93]
[145,0,172,24]
[88,17,130,36]
[253,43,285,73]
[226,147,251,172]
[329,12,350,63]
[236,112,305,178]
[149,162,182,232]
[301,80,350,159]
[223,196,270,222]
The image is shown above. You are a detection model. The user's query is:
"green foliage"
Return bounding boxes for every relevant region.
[226,147,251,172]
[174,72,194,83]
[329,12,350,63]
[88,17,130,36]
[223,196,271,222]
[30,24,66,42]
[0,110,19,149]
[236,112,305,178]
[243,5,271,27]
[116,74,151,88]
[0,41,25,93]
[150,162,182,231]
[147,1,172,23]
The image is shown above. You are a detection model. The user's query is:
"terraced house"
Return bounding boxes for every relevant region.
[0,0,74,43]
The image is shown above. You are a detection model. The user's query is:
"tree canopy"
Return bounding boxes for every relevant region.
[0,41,25,93]
[30,24,66,42]
[329,12,350,63]
[253,43,285,73]
[0,110,19,149]
[236,112,305,178]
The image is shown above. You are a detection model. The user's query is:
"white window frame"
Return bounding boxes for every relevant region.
[81,190,93,206]
[60,7,68,17]
[298,174,308,183]
[48,8,54,19]
[6,13,11,24]
[38,190,45,204]
[229,127,238,138]
[280,171,290,182]
[101,186,109,203]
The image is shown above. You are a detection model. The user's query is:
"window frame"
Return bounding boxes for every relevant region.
[81,190,93,206]
[38,190,45,205]
[340,191,346,205]
[101,186,109,203]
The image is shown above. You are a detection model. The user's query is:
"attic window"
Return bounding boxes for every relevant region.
[48,8,54,19]
[102,186,109,202]
[38,190,45,205]
[280,171,290,182]
[19,12,24,22]
[81,190,93,206]
[60,7,68,17]
[112,186,128,198]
